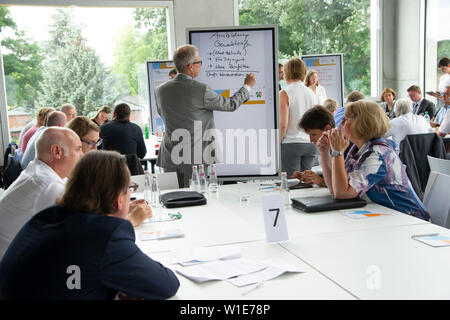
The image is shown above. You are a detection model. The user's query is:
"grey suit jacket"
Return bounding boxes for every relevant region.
[154,73,249,169]
[414,98,436,118]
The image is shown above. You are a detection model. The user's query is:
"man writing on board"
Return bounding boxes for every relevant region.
[155,44,256,187]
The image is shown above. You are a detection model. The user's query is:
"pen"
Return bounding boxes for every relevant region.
[411,233,439,238]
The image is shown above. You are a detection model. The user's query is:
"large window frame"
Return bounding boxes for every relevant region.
[0,0,176,158]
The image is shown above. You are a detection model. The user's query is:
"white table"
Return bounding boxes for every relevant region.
[150,241,356,300]
[281,223,450,299]
[133,181,446,299]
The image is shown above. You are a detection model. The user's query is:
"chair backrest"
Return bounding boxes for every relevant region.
[125,154,144,176]
[427,155,450,176]
[130,172,179,192]
[399,133,447,200]
[423,171,450,228]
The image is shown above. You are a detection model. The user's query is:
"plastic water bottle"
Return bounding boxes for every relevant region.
[144,171,151,203]
[208,164,219,193]
[280,172,290,207]
[151,174,160,208]
[198,164,207,194]
[424,111,430,123]
[191,165,200,192]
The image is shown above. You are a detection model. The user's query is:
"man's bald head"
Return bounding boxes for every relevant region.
[46,111,67,127]
[36,127,83,178]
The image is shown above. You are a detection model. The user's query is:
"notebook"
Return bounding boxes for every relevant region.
[291,195,367,213]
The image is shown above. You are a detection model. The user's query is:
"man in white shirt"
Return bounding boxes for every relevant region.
[437,86,450,137]
[21,111,68,170]
[385,98,433,149]
[0,127,83,258]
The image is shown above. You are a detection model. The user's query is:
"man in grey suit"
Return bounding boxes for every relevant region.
[155,44,256,187]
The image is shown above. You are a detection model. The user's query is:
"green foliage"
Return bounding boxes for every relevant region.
[239,0,371,96]
[112,8,169,96]
[437,40,450,61]
[37,10,110,115]
[1,7,44,110]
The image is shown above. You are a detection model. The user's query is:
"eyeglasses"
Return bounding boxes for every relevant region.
[192,60,202,66]
[128,182,139,192]
[80,138,102,149]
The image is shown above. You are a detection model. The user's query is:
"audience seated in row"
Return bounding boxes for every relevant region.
[0,150,179,300]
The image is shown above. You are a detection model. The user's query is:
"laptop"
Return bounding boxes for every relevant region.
[291,195,367,213]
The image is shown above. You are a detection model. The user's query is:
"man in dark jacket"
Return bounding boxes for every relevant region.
[408,85,436,118]
[100,103,147,159]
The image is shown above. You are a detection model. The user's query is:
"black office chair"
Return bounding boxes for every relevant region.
[399,133,446,200]
[125,154,144,176]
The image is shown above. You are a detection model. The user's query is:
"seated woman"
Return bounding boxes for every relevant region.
[379,87,397,119]
[91,105,111,127]
[317,100,430,221]
[66,116,101,154]
[0,150,179,300]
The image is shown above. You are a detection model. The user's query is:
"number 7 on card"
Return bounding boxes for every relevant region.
[261,195,289,243]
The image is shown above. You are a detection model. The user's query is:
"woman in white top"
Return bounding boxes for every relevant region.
[385,98,433,150]
[304,69,327,105]
[280,58,317,177]
[429,57,450,113]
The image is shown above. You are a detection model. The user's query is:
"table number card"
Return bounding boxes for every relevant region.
[261,195,289,243]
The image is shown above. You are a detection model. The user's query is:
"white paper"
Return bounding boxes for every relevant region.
[261,195,289,243]
[170,245,242,265]
[138,228,184,241]
[175,258,268,283]
[227,258,306,287]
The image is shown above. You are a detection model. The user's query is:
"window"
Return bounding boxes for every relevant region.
[239,0,372,97]
[424,0,450,110]
[0,2,174,144]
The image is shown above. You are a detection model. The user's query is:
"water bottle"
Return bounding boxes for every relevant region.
[151,174,160,208]
[198,164,207,194]
[191,165,200,191]
[144,171,151,203]
[208,164,219,193]
[280,172,290,207]
[424,111,430,123]
[144,123,149,139]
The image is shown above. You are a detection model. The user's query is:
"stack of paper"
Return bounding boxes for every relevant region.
[170,245,242,266]
[227,258,306,287]
[175,258,268,283]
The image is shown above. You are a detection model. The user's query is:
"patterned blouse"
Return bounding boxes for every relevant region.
[345,138,431,221]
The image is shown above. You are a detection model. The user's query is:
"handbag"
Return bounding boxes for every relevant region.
[160,191,207,208]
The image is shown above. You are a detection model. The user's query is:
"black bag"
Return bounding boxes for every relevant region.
[160,191,207,208]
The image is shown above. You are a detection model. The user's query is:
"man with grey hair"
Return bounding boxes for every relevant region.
[0,127,83,258]
[21,110,68,169]
[61,103,77,122]
[385,98,433,149]
[155,44,256,187]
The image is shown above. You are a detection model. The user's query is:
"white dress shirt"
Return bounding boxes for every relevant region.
[308,85,327,105]
[385,113,434,149]
[0,159,66,258]
[439,109,450,135]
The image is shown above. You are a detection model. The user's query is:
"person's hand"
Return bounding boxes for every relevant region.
[290,171,303,180]
[316,131,331,154]
[300,170,325,187]
[244,73,256,87]
[129,199,147,212]
[329,128,349,152]
[117,292,144,300]
[127,202,152,227]
[430,118,437,128]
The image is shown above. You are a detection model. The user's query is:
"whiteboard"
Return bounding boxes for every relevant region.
[146,60,176,132]
[188,25,279,180]
[301,54,344,108]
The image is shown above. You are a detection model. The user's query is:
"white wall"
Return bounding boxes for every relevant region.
[172,0,237,48]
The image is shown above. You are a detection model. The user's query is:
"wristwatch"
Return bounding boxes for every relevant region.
[331,150,345,158]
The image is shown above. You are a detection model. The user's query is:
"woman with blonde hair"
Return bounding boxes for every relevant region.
[91,105,111,126]
[279,58,317,177]
[317,100,430,221]
[380,87,397,119]
[304,69,327,105]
